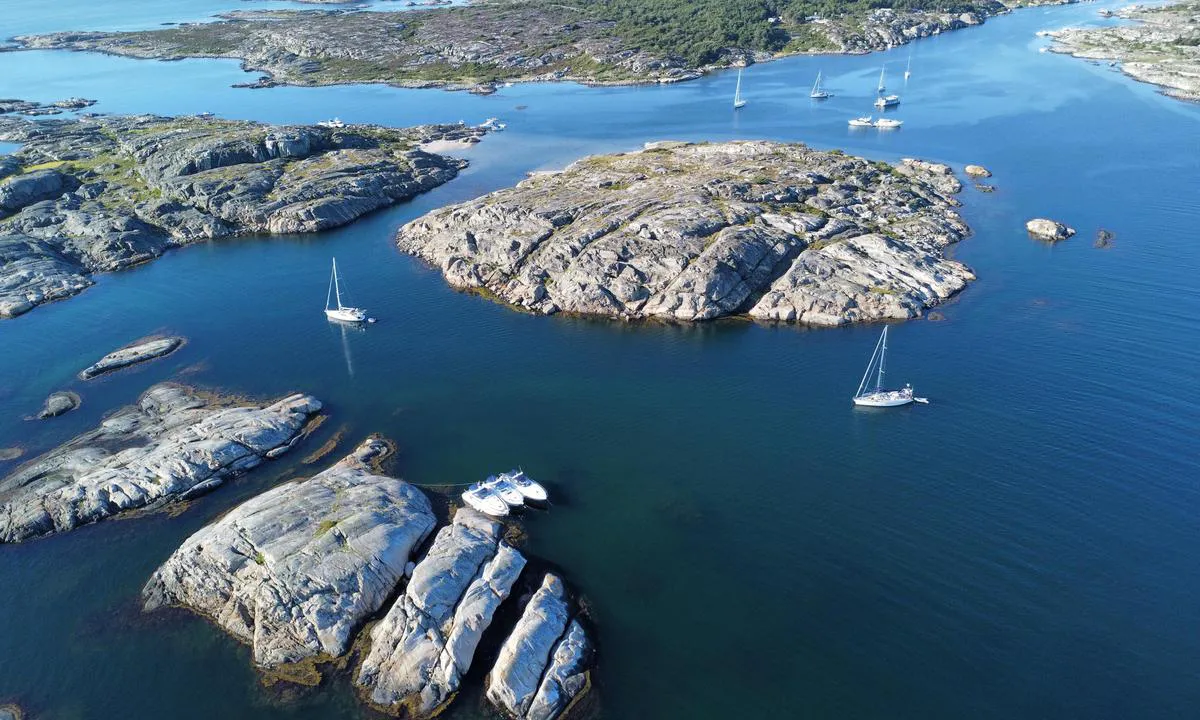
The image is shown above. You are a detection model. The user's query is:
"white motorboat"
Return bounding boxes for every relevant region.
[324,257,368,323]
[484,475,526,507]
[733,68,747,109]
[318,117,346,129]
[462,483,510,517]
[874,117,904,129]
[480,117,507,131]
[874,94,901,109]
[502,469,548,503]
[848,116,875,127]
[810,71,831,99]
[852,326,925,407]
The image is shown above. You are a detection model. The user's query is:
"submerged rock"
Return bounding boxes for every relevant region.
[0,383,320,543]
[0,448,21,461]
[398,141,973,326]
[36,390,80,419]
[488,574,592,720]
[1025,218,1075,242]
[143,438,436,669]
[79,336,183,379]
[357,507,526,716]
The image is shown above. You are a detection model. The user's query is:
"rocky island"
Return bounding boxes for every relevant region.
[1049,2,1200,102]
[12,0,1071,90]
[144,438,437,670]
[79,336,183,379]
[397,141,974,325]
[0,111,484,318]
[0,383,321,543]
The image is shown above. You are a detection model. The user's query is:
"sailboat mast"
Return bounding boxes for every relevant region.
[876,326,888,390]
[856,329,887,398]
[878,66,885,91]
[332,257,343,310]
[735,69,742,102]
[326,261,335,311]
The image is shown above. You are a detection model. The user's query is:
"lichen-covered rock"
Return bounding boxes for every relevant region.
[143,438,436,669]
[357,508,526,716]
[487,574,592,720]
[1025,218,1075,241]
[0,111,484,318]
[36,390,80,419]
[398,141,973,326]
[0,383,321,543]
[79,336,183,379]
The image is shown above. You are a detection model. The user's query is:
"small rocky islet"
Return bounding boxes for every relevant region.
[0,110,485,318]
[1049,2,1200,102]
[397,140,975,325]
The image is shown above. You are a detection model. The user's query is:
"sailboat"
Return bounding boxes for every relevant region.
[877,66,886,93]
[904,55,912,81]
[733,68,747,109]
[810,71,831,99]
[852,326,926,406]
[324,257,368,323]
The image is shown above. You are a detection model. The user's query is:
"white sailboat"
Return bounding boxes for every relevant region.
[904,55,912,81]
[852,326,925,406]
[810,71,831,99]
[733,68,747,109]
[877,66,887,93]
[324,258,368,323]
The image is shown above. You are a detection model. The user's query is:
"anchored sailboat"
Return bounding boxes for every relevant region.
[810,71,831,99]
[324,257,368,323]
[852,326,926,406]
[904,55,912,81]
[877,66,887,93]
[734,68,747,109]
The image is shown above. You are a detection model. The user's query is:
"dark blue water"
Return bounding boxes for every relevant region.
[2,2,1200,718]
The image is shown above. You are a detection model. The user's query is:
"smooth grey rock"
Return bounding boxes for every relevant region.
[488,573,591,720]
[964,164,992,178]
[0,233,92,317]
[357,508,526,716]
[1025,218,1076,242]
[398,141,973,326]
[79,336,183,379]
[0,170,70,213]
[143,438,436,668]
[36,390,80,419]
[0,383,321,543]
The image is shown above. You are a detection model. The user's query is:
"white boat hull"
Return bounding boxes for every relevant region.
[853,391,914,407]
[325,307,367,323]
[462,490,509,517]
[503,470,548,502]
[733,100,747,109]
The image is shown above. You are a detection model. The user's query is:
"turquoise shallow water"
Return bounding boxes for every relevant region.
[3,2,1200,718]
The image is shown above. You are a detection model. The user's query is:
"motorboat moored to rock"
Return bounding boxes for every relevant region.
[462,483,510,517]
[501,469,548,503]
[484,475,526,507]
[849,116,875,127]
[318,117,346,129]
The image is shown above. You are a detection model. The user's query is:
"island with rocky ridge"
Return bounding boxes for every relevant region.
[0,383,321,543]
[11,0,1073,90]
[1049,2,1200,102]
[0,110,485,318]
[397,141,974,325]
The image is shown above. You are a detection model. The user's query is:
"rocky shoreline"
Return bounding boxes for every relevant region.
[0,383,321,543]
[397,141,975,326]
[10,0,1075,91]
[0,110,485,318]
[1049,2,1200,102]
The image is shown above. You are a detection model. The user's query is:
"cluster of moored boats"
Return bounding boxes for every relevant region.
[461,469,548,517]
[732,59,910,130]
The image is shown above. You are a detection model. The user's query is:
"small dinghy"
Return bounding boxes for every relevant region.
[462,483,509,517]
[502,469,548,503]
[484,474,526,507]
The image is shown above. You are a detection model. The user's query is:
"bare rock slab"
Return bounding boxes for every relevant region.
[0,383,320,543]
[79,336,183,379]
[357,507,526,716]
[397,141,973,326]
[488,574,592,720]
[36,390,80,419]
[143,438,436,669]
[1025,218,1075,242]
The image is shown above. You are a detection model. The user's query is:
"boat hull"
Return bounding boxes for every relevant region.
[462,490,509,517]
[853,392,914,407]
[325,307,367,323]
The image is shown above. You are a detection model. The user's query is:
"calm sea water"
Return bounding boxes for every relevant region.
[2,2,1200,719]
